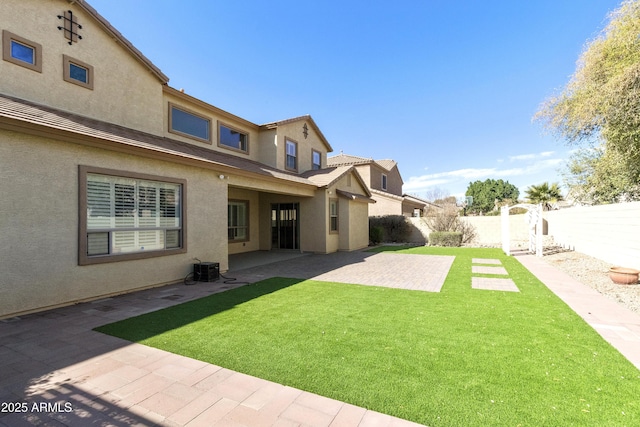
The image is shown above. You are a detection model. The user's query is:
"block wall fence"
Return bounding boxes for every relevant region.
[407,201,640,270]
[544,201,640,270]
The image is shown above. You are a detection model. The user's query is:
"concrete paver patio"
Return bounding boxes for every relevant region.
[1,250,639,426]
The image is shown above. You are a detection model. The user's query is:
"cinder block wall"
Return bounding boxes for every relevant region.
[461,214,531,245]
[407,214,531,246]
[545,202,640,270]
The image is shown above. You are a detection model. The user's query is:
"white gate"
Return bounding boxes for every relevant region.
[501,203,543,257]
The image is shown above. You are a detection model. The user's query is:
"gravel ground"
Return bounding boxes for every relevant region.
[542,247,640,315]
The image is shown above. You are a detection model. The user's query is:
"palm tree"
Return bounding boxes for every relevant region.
[525,182,564,210]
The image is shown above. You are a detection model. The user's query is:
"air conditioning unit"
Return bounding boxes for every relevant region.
[194,262,219,282]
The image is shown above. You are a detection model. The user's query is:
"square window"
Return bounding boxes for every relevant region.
[63,55,93,89]
[218,123,249,152]
[2,30,42,72]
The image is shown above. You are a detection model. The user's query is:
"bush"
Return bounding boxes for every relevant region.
[369,226,384,245]
[429,231,463,247]
[369,215,412,243]
[423,204,477,244]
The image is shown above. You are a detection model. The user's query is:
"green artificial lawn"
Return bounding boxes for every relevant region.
[95,247,640,426]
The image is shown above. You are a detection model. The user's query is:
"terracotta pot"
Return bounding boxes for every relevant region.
[608,266,640,285]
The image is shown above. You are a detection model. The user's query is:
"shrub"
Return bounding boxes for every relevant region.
[369,226,384,245]
[423,204,477,244]
[369,215,412,243]
[429,231,463,247]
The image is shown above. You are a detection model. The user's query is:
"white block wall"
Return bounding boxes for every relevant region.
[545,202,640,270]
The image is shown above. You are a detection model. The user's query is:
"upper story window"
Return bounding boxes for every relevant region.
[382,174,388,191]
[218,122,248,153]
[312,150,321,170]
[2,30,42,73]
[169,104,211,142]
[63,55,93,90]
[285,139,298,171]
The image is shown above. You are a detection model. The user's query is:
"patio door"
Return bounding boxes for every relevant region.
[271,203,299,250]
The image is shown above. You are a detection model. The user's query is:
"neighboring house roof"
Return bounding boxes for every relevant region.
[0,94,340,190]
[327,153,397,172]
[375,159,398,171]
[403,194,441,208]
[260,115,333,152]
[75,0,169,84]
[370,188,404,201]
[327,153,373,166]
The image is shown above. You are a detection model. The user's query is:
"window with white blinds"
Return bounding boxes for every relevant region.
[86,173,182,257]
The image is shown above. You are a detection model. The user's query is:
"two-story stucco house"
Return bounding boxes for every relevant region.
[0,0,374,318]
[327,153,431,217]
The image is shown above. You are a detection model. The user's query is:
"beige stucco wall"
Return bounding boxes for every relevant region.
[369,193,403,216]
[0,130,228,318]
[0,0,164,135]
[546,203,640,270]
[273,121,330,173]
[257,129,278,169]
[341,200,370,251]
[162,90,261,161]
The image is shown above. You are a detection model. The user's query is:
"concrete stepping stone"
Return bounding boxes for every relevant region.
[472,265,508,275]
[472,277,519,292]
[472,258,502,265]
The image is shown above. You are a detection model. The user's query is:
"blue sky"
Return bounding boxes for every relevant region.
[89,0,622,200]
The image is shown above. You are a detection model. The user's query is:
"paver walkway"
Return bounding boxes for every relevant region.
[230,251,454,293]
[2,250,640,427]
[516,254,640,370]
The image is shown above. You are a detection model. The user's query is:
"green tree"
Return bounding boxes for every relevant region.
[535,0,640,203]
[524,182,564,210]
[465,179,519,214]
[563,147,640,204]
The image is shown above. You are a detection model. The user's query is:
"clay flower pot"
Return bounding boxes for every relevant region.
[608,267,640,285]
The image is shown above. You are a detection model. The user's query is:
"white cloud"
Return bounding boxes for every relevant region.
[508,151,555,162]
[405,158,565,193]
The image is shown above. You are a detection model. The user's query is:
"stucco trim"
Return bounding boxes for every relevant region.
[2,30,42,73]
